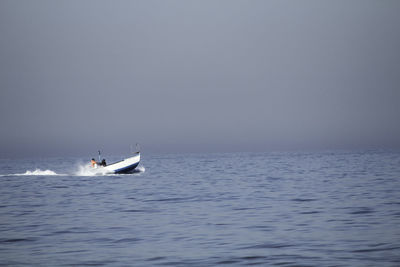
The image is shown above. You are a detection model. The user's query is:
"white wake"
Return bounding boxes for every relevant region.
[1,164,145,177]
[74,164,113,176]
[18,169,59,176]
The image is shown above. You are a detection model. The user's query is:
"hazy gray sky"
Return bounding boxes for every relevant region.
[1,0,400,157]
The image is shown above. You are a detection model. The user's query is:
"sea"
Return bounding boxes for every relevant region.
[0,150,399,266]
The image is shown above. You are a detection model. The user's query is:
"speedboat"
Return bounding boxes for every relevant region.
[93,152,141,174]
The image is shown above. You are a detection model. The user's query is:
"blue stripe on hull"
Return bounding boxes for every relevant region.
[114,162,139,174]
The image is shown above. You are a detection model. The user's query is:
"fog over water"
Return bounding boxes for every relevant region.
[1,0,400,157]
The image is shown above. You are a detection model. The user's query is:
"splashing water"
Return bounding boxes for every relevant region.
[136,165,145,173]
[74,164,113,176]
[0,164,145,177]
[19,169,58,176]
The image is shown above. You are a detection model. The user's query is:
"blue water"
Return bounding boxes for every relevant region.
[0,151,400,266]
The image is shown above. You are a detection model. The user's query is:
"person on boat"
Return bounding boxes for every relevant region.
[91,158,97,168]
[100,159,107,167]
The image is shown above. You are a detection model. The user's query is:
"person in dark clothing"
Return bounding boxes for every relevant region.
[101,159,107,167]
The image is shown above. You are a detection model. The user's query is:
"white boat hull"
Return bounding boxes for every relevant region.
[93,153,141,174]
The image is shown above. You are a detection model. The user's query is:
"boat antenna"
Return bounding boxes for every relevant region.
[98,150,101,162]
[136,143,140,153]
[130,143,140,154]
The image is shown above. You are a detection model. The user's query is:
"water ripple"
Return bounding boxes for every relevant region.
[1,151,399,266]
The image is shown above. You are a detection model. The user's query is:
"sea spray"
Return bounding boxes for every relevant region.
[0,163,145,177]
[74,163,113,176]
[20,169,58,176]
[136,165,145,173]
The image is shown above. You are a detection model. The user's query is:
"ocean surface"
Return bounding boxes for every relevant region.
[0,151,399,266]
